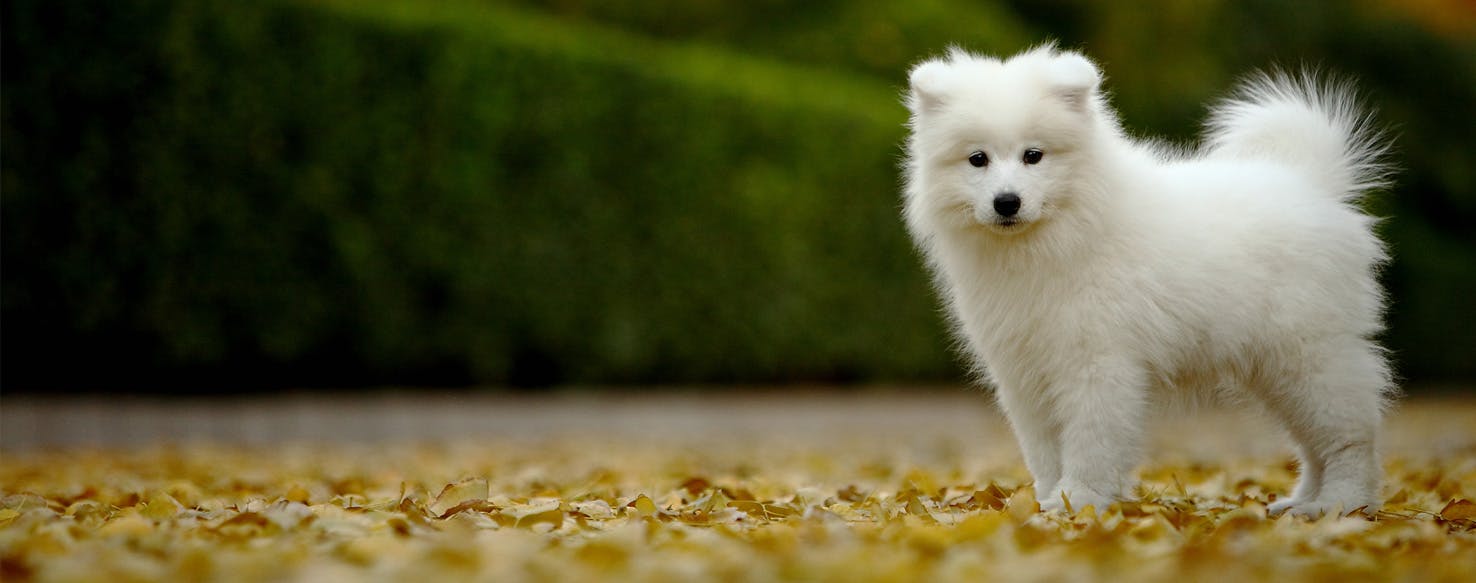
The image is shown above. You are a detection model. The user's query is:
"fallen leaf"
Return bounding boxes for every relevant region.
[437,499,499,519]
[140,493,184,521]
[429,478,489,516]
[972,482,1010,510]
[626,494,658,518]
[1007,486,1038,523]
[503,499,563,529]
[680,477,711,496]
[1440,499,1476,521]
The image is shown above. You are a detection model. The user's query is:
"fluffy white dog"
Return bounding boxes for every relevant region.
[902,45,1393,517]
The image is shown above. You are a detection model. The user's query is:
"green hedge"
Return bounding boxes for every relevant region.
[4,0,1473,389]
[500,0,1036,81]
[1,0,955,389]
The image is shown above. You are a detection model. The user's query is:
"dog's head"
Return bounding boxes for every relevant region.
[904,45,1106,236]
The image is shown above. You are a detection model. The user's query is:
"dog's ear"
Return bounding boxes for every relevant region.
[1047,52,1100,112]
[907,60,952,114]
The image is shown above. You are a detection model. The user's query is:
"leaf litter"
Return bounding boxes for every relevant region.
[1,398,1474,581]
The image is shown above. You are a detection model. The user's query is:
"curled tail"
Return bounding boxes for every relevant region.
[1204,71,1392,202]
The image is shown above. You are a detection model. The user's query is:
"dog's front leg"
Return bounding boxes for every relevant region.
[993,382,1062,500]
[1040,356,1147,513]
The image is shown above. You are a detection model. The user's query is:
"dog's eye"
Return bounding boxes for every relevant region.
[968,151,989,168]
[1022,148,1044,165]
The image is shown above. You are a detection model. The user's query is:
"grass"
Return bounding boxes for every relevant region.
[1,391,1473,581]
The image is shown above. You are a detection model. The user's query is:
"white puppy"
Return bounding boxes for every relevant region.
[902,45,1393,517]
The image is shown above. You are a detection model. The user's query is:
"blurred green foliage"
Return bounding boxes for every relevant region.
[2,0,1473,390]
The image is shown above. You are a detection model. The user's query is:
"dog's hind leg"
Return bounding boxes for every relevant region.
[1256,338,1388,517]
[1268,443,1324,516]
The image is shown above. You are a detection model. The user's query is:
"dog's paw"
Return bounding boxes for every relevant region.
[1270,498,1379,519]
[1038,494,1066,513]
[1041,483,1115,514]
[1266,497,1302,517]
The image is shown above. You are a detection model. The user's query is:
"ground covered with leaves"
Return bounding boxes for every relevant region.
[2,392,1474,581]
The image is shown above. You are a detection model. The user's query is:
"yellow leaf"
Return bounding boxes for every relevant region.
[339,534,400,566]
[836,485,867,503]
[99,512,154,537]
[1007,487,1038,523]
[429,478,489,516]
[262,500,314,530]
[680,477,711,496]
[627,494,658,518]
[570,500,615,519]
[905,524,950,556]
[140,493,184,521]
[508,507,563,529]
[437,499,498,519]
[955,512,1007,541]
[902,468,939,494]
[286,484,312,504]
[692,488,732,514]
[1440,498,1476,521]
[896,489,932,519]
[972,482,1009,510]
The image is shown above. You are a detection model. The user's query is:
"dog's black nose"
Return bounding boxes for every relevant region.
[993,193,1022,217]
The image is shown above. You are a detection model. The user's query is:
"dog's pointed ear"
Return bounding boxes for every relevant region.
[1047,52,1100,112]
[907,60,952,114]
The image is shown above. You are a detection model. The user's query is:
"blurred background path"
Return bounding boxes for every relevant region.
[2,389,997,451]
[5,390,1472,462]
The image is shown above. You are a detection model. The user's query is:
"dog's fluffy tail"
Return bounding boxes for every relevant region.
[1204,71,1392,202]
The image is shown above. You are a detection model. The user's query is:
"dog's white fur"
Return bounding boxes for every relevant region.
[902,45,1393,517]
